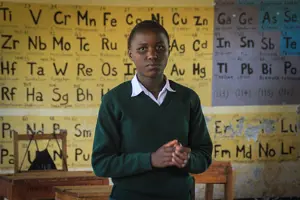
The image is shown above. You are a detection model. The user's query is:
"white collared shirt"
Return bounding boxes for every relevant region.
[131,74,176,106]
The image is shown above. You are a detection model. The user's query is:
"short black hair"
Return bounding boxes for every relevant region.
[127,20,170,50]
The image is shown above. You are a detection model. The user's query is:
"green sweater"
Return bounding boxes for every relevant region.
[92,80,212,200]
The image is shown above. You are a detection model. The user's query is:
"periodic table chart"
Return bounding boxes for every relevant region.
[0,0,299,170]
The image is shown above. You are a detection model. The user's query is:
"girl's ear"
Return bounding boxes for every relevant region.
[128,49,133,60]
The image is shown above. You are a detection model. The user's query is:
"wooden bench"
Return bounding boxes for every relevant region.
[0,171,109,200]
[54,185,113,200]
[53,161,233,200]
[191,161,233,200]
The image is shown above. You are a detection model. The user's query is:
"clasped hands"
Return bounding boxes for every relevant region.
[151,139,191,168]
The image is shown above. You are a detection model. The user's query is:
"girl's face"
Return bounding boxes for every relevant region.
[128,30,169,79]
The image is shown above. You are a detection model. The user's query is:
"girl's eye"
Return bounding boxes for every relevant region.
[157,45,165,51]
[138,47,147,52]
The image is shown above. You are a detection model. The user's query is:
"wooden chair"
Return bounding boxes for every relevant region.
[191,176,196,200]
[191,161,233,200]
[13,129,68,173]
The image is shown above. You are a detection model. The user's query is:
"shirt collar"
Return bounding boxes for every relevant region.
[131,74,176,97]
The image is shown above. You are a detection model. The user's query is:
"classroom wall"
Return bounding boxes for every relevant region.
[0,0,299,199]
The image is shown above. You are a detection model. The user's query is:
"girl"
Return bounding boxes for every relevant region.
[92,20,213,200]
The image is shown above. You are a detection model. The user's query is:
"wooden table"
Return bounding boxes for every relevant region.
[54,185,112,200]
[0,171,109,200]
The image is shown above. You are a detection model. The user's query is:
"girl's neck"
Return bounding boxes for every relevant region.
[137,73,165,97]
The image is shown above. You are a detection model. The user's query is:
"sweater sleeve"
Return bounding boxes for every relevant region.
[185,92,213,174]
[91,95,152,178]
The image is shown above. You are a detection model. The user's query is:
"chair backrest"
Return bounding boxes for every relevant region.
[191,161,232,184]
[13,129,68,173]
[190,176,196,200]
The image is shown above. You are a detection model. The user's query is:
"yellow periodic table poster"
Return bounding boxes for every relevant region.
[0,112,299,170]
[205,112,300,162]
[0,2,214,108]
[0,1,300,173]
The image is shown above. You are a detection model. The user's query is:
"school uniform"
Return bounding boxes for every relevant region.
[92,74,213,200]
